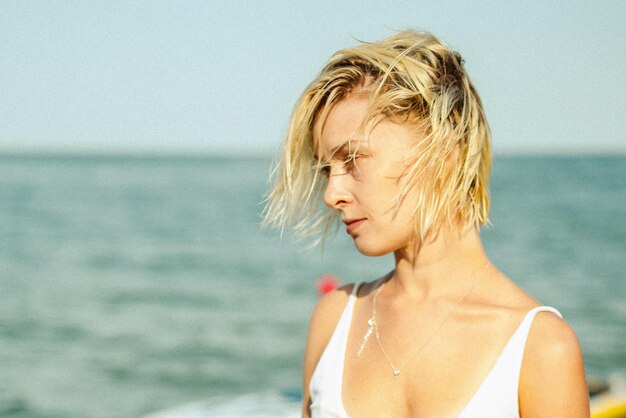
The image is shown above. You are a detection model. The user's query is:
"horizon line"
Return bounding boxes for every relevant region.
[0,145,625,158]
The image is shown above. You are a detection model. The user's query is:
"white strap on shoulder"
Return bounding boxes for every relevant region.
[516,306,563,340]
[527,305,563,321]
[350,282,362,296]
[511,305,563,361]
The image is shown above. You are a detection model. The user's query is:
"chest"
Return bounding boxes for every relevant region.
[340,306,522,417]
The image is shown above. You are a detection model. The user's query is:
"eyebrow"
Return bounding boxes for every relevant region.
[314,139,358,161]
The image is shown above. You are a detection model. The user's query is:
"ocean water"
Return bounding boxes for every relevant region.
[0,154,624,418]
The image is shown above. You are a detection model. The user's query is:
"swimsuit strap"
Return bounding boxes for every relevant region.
[506,305,564,387]
[517,306,563,336]
[350,282,362,297]
[457,305,563,417]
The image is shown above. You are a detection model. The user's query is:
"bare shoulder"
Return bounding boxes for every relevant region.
[306,283,356,355]
[474,270,589,415]
[523,311,585,377]
[519,309,590,417]
[527,309,581,351]
[301,282,358,418]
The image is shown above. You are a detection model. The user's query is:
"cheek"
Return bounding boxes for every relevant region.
[375,184,420,238]
[355,157,414,221]
[368,178,406,217]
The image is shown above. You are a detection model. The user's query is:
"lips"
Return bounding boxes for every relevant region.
[344,218,366,235]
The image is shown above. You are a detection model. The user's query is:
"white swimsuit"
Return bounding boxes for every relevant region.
[309,282,562,417]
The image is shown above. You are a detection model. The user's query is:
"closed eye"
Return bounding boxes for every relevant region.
[313,151,367,178]
[311,158,331,178]
[344,152,365,171]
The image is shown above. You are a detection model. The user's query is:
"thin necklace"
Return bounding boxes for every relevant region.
[357,263,488,380]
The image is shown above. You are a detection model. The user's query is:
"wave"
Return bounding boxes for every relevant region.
[141,390,301,418]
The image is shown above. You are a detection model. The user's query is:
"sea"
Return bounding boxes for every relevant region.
[0,153,624,418]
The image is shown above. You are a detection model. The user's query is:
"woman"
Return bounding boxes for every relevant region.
[264,31,589,417]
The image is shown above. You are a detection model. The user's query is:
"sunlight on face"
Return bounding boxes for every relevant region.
[313,93,425,257]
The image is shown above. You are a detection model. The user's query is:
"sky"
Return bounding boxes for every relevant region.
[1,1,625,155]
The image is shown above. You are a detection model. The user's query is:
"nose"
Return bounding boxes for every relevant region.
[323,172,352,209]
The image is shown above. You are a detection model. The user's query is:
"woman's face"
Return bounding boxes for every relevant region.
[313,93,423,257]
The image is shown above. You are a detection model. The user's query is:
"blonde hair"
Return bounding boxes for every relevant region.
[263,30,491,245]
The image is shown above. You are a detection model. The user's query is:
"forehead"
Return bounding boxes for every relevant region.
[312,93,370,159]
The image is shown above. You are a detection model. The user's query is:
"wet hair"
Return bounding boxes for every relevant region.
[263,30,491,245]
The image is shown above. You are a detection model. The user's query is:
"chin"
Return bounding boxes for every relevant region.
[353,240,393,257]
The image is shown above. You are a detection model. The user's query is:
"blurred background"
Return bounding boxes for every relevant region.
[1,1,624,417]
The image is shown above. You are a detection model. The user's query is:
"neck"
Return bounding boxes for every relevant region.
[388,226,491,301]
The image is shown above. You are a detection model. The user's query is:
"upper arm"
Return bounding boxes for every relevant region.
[301,284,354,418]
[519,311,590,418]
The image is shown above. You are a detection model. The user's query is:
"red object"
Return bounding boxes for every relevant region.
[317,275,341,296]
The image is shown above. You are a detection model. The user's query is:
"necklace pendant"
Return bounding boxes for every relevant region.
[393,369,400,377]
[357,317,375,357]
